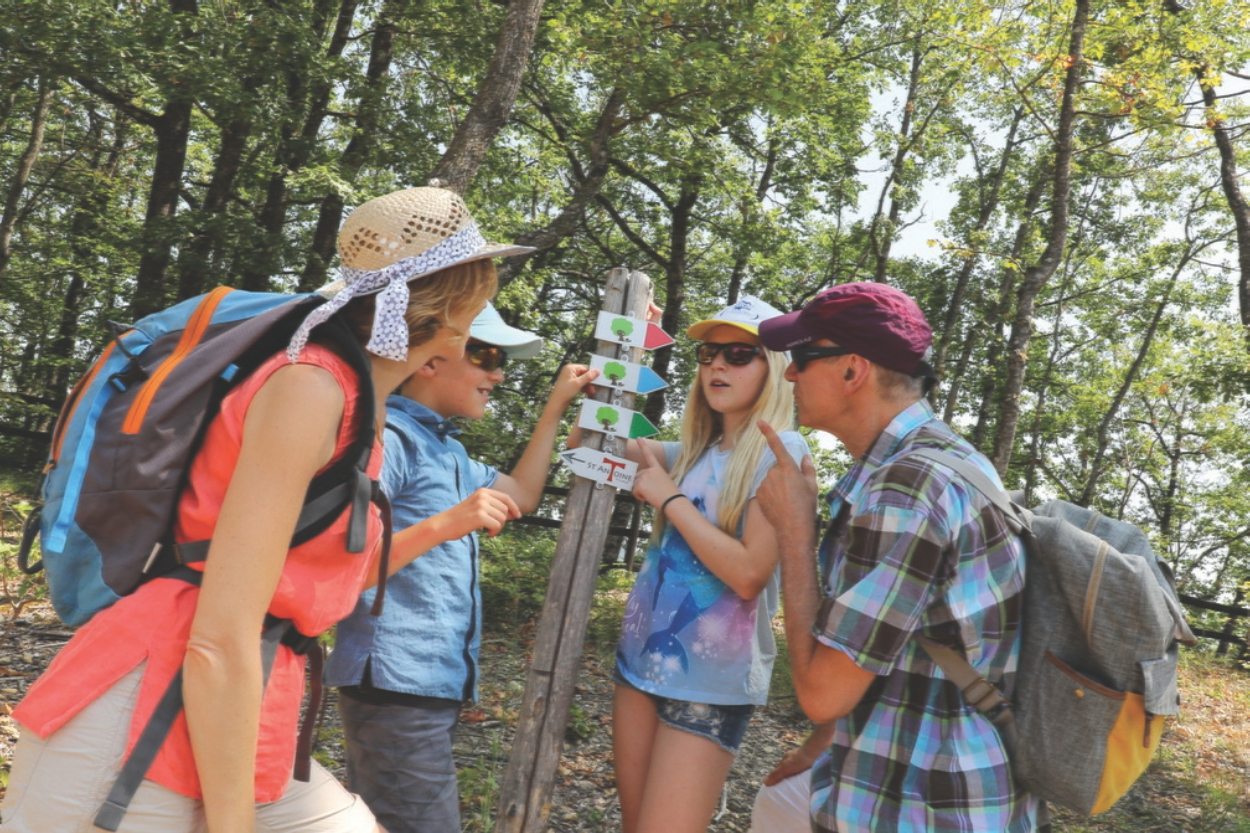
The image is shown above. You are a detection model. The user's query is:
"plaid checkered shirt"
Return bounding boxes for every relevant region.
[809,399,1040,832]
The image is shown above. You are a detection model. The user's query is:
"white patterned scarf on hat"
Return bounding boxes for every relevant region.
[286,223,487,362]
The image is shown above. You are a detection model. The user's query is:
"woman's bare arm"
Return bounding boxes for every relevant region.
[184,364,342,833]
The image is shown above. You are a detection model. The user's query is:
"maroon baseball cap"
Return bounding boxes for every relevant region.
[759,282,933,375]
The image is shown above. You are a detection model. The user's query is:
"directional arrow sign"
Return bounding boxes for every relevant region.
[594,311,674,350]
[559,448,638,489]
[588,353,668,395]
[576,399,659,439]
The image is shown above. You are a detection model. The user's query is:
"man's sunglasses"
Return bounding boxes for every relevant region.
[695,342,763,366]
[791,345,852,371]
[465,341,508,372]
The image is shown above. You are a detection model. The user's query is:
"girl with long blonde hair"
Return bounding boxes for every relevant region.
[611,296,811,833]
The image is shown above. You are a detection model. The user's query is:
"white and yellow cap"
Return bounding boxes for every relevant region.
[685,295,785,340]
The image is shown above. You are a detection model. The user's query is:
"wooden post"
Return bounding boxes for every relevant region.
[1216,587,1244,657]
[494,268,654,833]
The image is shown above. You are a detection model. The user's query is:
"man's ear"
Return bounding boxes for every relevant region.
[842,355,870,391]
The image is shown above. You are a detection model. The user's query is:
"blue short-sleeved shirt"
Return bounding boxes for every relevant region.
[615,431,810,706]
[325,396,498,702]
[809,399,1038,833]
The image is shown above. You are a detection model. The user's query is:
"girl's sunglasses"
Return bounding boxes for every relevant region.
[695,342,763,366]
[791,345,851,371]
[465,342,508,372]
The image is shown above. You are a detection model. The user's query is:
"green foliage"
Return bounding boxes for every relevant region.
[479,526,559,628]
[458,725,506,833]
[0,0,1248,605]
[0,493,47,619]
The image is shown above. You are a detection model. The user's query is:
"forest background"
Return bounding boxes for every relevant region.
[1,0,1249,635]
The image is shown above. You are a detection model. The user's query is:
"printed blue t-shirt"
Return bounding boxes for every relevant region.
[615,431,809,706]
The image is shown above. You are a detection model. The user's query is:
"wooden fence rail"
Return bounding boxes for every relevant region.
[1179,591,1248,658]
[515,496,1250,664]
[511,485,649,570]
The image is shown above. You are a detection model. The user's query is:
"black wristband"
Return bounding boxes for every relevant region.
[659,493,687,514]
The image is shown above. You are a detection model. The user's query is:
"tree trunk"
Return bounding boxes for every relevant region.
[966,164,1048,445]
[242,0,357,291]
[1197,69,1250,360]
[176,117,252,299]
[931,108,1023,387]
[130,0,199,318]
[0,76,52,282]
[642,180,699,430]
[1076,242,1197,505]
[726,134,778,304]
[989,0,1088,475]
[44,112,127,400]
[498,88,625,287]
[300,0,403,290]
[858,41,925,283]
[428,0,547,193]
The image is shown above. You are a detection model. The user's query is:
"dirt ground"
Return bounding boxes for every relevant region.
[0,606,801,832]
[3,604,1248,832]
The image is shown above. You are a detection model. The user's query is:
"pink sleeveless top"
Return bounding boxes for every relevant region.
[14,344,383,801]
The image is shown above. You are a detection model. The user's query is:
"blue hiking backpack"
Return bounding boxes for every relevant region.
[18,285,389,625]
[15,286,393,831]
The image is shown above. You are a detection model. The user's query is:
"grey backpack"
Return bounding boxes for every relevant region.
[912,450,1197,817]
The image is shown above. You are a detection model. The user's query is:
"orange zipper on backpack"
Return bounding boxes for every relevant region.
[121,286,233,435]
[47,340,121,471]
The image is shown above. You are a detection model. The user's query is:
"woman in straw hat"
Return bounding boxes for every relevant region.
[1,186,527,833]
[601,296,811,833]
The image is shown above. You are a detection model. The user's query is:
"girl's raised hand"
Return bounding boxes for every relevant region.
[631,439,678,509]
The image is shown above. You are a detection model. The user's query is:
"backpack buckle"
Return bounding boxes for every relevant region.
[962,678,1005,712]
[984,699,1015,726]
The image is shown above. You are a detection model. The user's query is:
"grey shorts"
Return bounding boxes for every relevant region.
[614,667,755,753]
[338,691,461,833]
[0,666,376,833]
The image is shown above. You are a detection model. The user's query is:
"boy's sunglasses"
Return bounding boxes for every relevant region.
[695,342,763,366]
[465,342,508,372]
[791,345,852,371]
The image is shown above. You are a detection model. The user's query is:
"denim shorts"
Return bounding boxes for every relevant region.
[614,667,755,753]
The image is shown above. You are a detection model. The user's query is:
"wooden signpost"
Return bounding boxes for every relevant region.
[493,268,657,833]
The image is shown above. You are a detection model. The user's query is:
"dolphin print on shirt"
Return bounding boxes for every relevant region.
[640,503,726,672]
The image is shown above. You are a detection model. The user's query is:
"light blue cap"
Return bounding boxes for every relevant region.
[470,302,543,359]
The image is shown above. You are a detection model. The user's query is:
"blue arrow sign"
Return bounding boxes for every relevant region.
[588,354,669,395]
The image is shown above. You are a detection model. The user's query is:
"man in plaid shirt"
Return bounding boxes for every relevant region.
[754,283,1040,832]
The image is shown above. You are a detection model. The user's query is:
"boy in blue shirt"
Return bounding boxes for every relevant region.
[326,303,597,833]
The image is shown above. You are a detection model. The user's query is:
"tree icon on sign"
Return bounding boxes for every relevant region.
[603,361,627,385]
[596,406,620,432]
[610,317,634,340]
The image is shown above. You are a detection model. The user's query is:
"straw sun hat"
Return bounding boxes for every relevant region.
[287,184,533,362]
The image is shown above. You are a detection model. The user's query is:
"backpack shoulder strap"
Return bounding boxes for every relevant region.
[915,635,1016,729]
[904,447,1023,736]
[907,447,1029,534]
